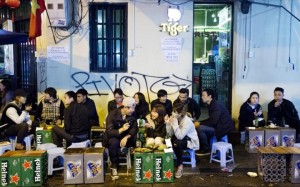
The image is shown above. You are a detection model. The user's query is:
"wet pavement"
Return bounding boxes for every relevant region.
[45,142,299,187]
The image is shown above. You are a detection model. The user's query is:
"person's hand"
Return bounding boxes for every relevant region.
[164,115,170,124]
[257,109,263,116]
[274,101,282,107]
[144,123,154,129]
[194,121,200,128]
[55,119,62,125]
[25,104,32,112]
[120,136,129,147]
[122,123,130,131]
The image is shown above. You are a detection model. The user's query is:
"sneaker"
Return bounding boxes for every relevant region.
[111,168,119,180]
[175,169,183,178]
[196,149,210,156]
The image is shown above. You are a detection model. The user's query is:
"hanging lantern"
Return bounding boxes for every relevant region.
[5,0,20,9]
[0,0,6,7]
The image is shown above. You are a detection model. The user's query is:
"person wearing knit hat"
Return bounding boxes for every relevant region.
[0,89,32,150]
[103,97,138,180]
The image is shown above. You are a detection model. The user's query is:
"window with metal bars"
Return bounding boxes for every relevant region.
[89,3,128,72]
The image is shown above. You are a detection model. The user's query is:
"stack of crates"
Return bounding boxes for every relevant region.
[0,150,48,187]
[134,150,174,183]
[64,148,85,184]
[245,127,264,153]
[84,148,105,184]
[35,129,53,147]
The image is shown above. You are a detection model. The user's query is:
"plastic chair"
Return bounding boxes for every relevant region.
[210,135,228,148]
[24,134,34,151]
[47,147,65,175]
[68,139,91,148]
[182,149,196,168]
[8,136,17,151]
[0,142,12,155]
[106,147,131,169]
[210,142,234,167]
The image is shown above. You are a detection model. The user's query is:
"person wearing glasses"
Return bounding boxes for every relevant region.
[107,88,124,113]
[103,97,138,180]
[173,88,200,121]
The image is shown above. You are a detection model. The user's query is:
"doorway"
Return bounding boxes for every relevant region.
[193,3,233,112]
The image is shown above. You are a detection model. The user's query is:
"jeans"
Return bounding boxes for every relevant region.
[5,123,28,144]
[196,125,215,151]
[171,136,188,166]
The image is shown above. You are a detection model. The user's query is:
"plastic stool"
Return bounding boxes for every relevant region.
[68,139,91,148]
[210,142,234,167]
[182,149,196,168]
[24,134,34,151]
[8,136,17,151]
[47,147,65,175]
[36,143,57,150]
[210,135,228,148]
[240,131,246,144]
[0,142,12,155]
[106,147,131,169]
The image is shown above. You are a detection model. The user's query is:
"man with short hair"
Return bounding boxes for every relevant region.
[195,88,235,154]
[103,97,138,180]
[108,88,124,113]
[173,88,200,121]
[268,87,300,140]
[76,88,99,126]
[150,89,172,116]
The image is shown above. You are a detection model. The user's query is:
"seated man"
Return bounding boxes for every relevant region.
[173,88,201,121]
[103,97,138,180]
[107,88,124,113]
[268,87,300,141]
[195,89,235,154]
[52,91,90,147]
[76,88,99,126]
[151,89,172,117]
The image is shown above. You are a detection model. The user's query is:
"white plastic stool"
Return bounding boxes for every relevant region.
[210,142,234,167]
[36,143,57,150]
[47,147,65,175]
[68,139,91,148]
[182,149,196,168]
[0,142,12,155]
[210,135,228,148]
[94,142,102,148]
[8,136,17,151]
[24,134,34,151]
[106,147,131,169]
[240,131,246,144]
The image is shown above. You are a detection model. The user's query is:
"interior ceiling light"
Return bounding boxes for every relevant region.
[213,17,217,22]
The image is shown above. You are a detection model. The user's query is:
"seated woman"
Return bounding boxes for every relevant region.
[133,92,150,120]
[166,102,199,179]
[52,91,90,147]
[144,104,166,149]
[238,91,265,131]
[32,87,65,133]
[0,89,32,150]
[0,79,14,112]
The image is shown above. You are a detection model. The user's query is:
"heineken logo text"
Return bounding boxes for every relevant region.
[1,161,8,186]
[36,134,42,145]
[34,159,41,183]
[155,157,162,181]
[135,157,142,181]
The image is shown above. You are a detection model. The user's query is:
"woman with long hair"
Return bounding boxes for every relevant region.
[133,92,149,119]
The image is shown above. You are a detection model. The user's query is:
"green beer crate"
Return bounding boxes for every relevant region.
[154,151,174,183]
[35,129,52,146]
[134,152,154,183]
[0,151,26,187]
[21,151,48,186]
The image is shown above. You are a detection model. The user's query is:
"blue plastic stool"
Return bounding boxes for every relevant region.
[210,135,228,148]
[182,149,196,168]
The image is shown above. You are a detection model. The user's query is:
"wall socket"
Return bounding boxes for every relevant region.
[248,51,254,58]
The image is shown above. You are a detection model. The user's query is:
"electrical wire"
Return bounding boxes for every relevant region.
[288,0,295,70]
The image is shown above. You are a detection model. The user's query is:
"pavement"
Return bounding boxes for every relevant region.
[45,143,300,187]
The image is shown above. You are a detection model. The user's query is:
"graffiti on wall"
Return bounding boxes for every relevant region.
[71,71,192,103]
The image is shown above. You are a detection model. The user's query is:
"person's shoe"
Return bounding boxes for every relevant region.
[175,169,183,179]
[196,149,210,156]
[15,143,25,150]
[111,168,119,180]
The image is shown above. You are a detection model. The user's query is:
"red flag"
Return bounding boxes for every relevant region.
[29,0,46,39]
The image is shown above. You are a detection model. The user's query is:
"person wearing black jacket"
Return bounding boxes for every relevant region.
[173,88,200,121]
[76,88,99,126]
[52,91,90,147]
[103,97,138,180]
[196,89,235,154]
[238,92,265,131]
[107,88,123,113]
[133,92,149,120]
[268,87,300,138]
[151,89,172,117]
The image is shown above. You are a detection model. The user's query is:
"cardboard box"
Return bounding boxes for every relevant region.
[245,127,264,153]
[265,129,280,147]
[280,128,296,147]
[134,152,154,183]
[64,148,85,184]
[154,151,174,183]
[84,148,104,184]
[35,130,52,146]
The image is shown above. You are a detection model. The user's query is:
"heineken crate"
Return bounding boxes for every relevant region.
[154,151,174,183]
[35,129,52,147]
[265,129,280,147]
[64,148,85,184]
[21,150,48,186]
[0,151,25,187]
[280,128,296,147]
[245,127,264,153]
[84,148,104,184]
[134,152,154,183]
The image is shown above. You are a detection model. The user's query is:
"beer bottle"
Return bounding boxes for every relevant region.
[136,133,142,148]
